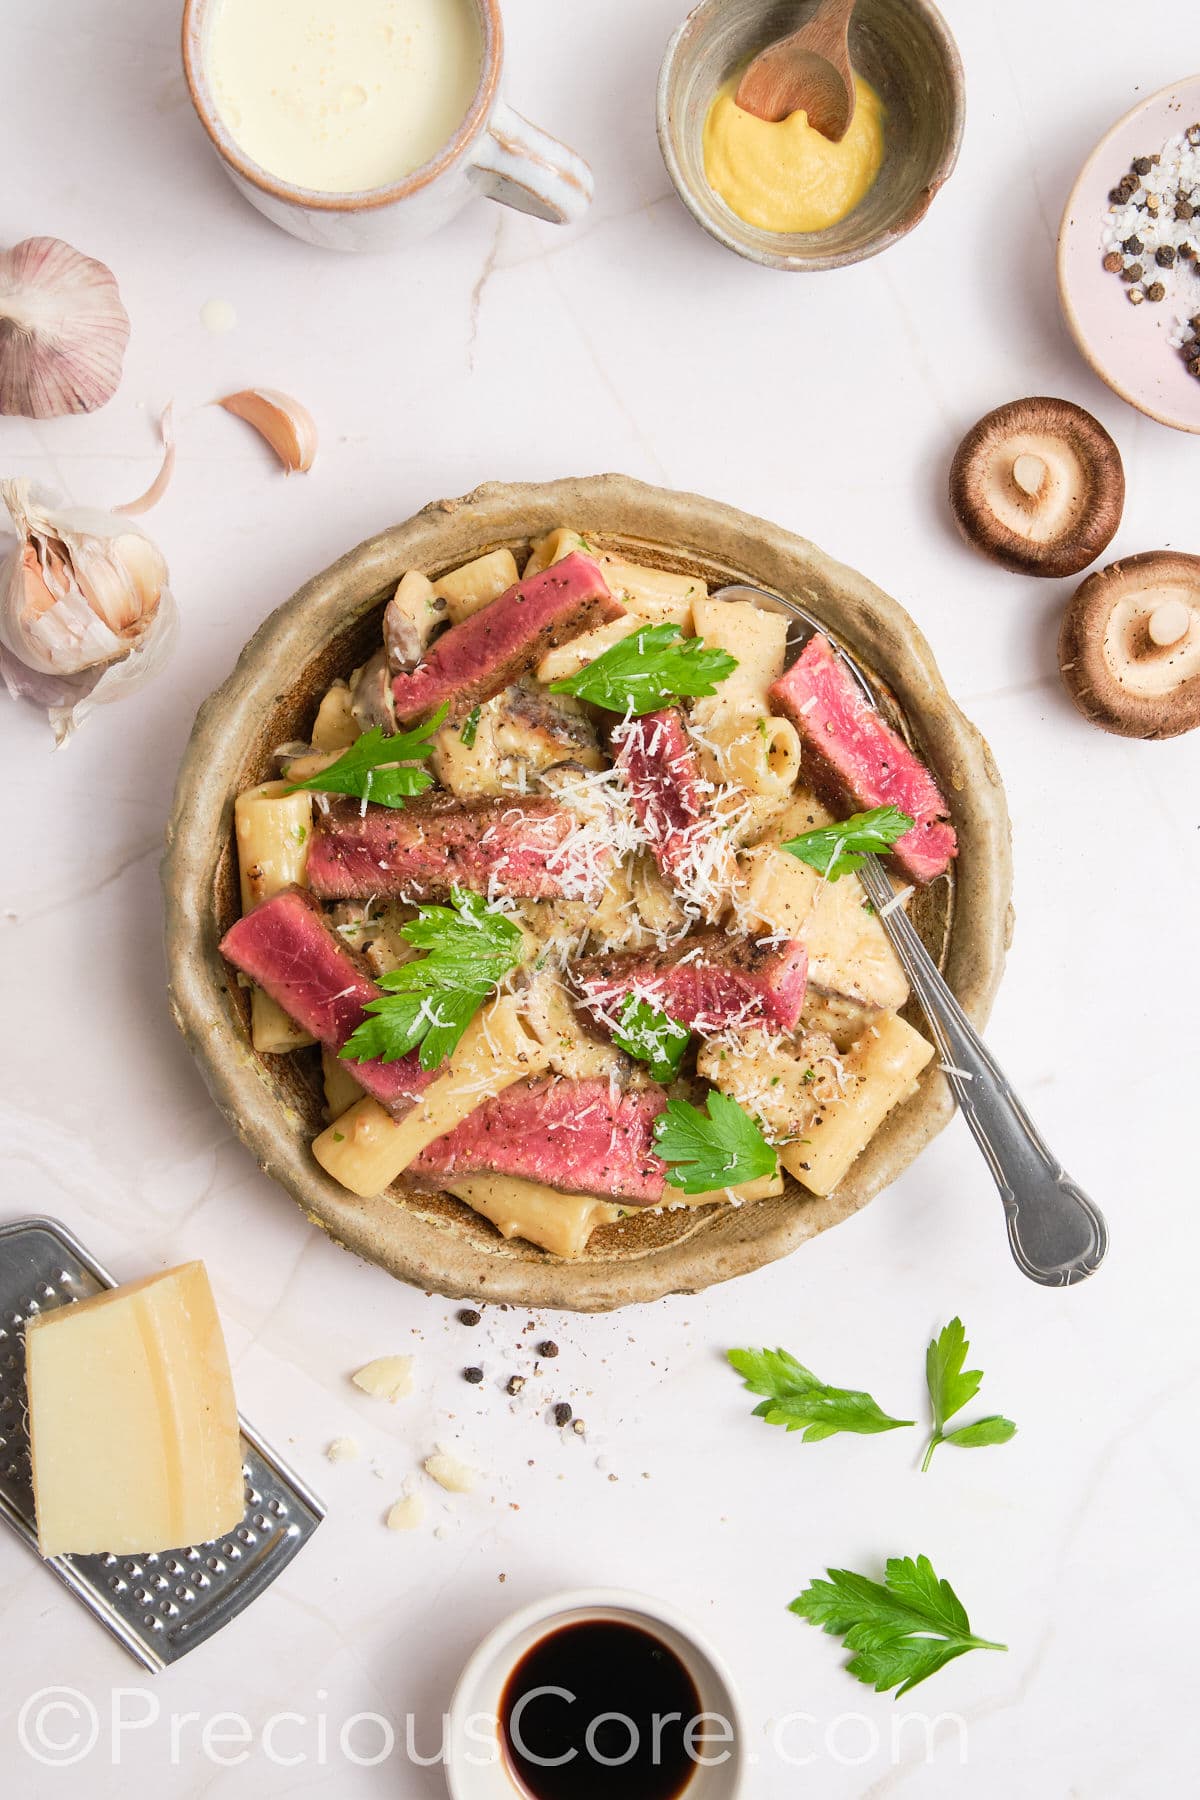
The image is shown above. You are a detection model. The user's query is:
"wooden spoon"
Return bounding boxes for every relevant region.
[735,0,858,140]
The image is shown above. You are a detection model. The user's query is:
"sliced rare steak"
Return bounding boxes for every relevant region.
[574,926,808,1036]
[768,633,957,883]
[218,885,434,1115]
[390,552,625,722]
[412,1075,670,1204]
[611,706,705,885]
[306,793,608,901]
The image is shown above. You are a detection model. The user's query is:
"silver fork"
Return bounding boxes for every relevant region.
[714,583,1109,1287]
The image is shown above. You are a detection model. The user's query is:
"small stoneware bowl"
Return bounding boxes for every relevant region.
[181,0,592,251]
[657,0,964,271]
[444,1589,747,1797]
[1058,75,1200,435]
[162,475,1012,1312]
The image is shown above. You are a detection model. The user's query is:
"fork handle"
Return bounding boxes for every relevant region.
[856,858,1108,1286]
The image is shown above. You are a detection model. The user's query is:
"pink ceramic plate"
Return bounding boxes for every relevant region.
[1058,75,1200,435]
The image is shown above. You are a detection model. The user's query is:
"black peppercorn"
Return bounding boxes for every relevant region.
[464,1366,484,1385]
[1122,235,1143,253]
[458,1308,482,1326]
[506,1374,526,1396]
[1132,157,1152,177]
[553,1402,572,1427]
[1190,315,1200,331]
[1121,262,1144,282]
[1176,201,1194,221]
[538,1340,559,1358]
[1103,251,1123,273]
[1146,282,1166,302]
[1156,245,1176,267]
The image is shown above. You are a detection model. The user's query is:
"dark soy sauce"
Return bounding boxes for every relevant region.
[499,1618,708,1800]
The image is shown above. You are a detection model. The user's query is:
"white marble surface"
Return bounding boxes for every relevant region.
[2,1,1199,1794]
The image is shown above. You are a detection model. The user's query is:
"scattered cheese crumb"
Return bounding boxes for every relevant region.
[424,1448,478,1494]
[326,1435,360,1463]
[351,1355,414,1401]
[386,1492,425,1532]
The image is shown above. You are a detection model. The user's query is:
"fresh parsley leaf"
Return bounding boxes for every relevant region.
[728,1347,913,1443]
[460,705,481,749]
[284,707,446,810]
[940,1417,1018,1450]
[653,1090,777,1194]
[789,1555,1006,1696]
[548,623,737,716]
[921,1317,1016,1471]
[781,805,914,879]
[612,995,689,1082]
[341,887,522,1072]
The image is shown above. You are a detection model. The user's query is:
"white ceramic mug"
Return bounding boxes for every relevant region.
[181,0,593,251]
[444,1588,747,1797]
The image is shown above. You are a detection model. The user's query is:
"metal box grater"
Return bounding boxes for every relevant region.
[0,1216,325,1671]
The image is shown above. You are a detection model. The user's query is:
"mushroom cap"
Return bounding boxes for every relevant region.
[949,398,1125,577]
[1059,552,1200,739]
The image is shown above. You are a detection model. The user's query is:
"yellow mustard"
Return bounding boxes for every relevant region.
[703,73,885,234]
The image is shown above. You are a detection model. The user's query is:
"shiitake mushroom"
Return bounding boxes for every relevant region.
[949,398,1125,577]
[1059,552,1200,739]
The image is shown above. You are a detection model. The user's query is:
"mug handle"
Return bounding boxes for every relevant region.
[468,100,593,224]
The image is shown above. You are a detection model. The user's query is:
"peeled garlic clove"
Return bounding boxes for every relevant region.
[0,238,130,418]
[218,387,316,474]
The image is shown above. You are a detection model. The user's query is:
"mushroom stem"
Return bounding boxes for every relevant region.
[1148,599,1191,648]
[1011,453,1047,497]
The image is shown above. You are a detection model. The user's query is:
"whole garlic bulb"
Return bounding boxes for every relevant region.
[0,480,176,745]
[0,238,130,418]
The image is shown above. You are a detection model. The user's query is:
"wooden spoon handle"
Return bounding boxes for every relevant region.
[803,0,858,64]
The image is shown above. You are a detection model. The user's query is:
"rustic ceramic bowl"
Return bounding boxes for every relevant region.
[163,476,1012,1311]
[656,0,965,271]
[1058,75,1200,435]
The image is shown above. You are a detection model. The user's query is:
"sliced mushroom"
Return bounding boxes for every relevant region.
[949,398,1124,577]
[1058,552,1200,739]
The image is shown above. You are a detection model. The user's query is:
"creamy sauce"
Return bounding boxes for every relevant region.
[208,0,483,194]
[703,73,885,234]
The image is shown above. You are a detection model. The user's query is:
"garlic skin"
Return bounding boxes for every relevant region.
[0,480,175,745]
[218,388,317,473]
[0,238,130,418]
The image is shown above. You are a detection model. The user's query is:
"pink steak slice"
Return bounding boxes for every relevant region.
[306,793,606,902]
[412,1075,670,1204]
[574,927,808,1036]
[612,706,707,886]
[218,885,434,1115]
[390,552,625,722]
[768,633,957,883]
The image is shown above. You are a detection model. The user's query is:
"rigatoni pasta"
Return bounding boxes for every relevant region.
[234,781,315,1053]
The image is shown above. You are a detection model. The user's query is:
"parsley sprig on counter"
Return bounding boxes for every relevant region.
[653,1091,776,1193]
[284,707,446,810]
[790,1556,1006,1696]
[728,1348,913,1442]
[781,804,913,879]
[341,887,522,1071]
[921,1318,1017,1471]
[612,996,690,1082]
[549,622,737,715]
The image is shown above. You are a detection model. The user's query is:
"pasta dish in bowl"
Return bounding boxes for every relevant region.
[164,477,1011,1310]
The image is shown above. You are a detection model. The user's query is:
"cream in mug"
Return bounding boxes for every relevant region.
[208,0,483,194]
